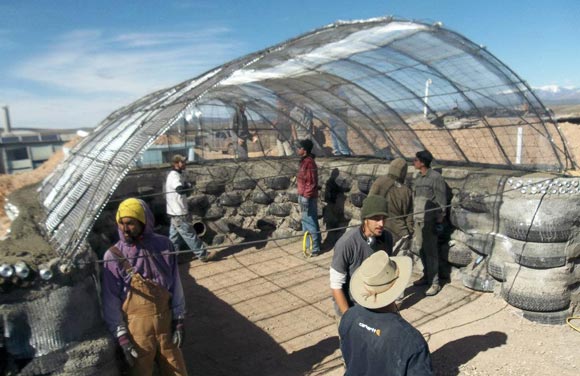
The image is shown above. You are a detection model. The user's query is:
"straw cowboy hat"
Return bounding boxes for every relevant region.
[350,251,412,309]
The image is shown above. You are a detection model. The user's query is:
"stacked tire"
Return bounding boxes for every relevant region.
[451,176,580,325]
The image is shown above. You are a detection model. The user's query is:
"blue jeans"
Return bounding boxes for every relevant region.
[169,216,207,258]
[299,196,321,253]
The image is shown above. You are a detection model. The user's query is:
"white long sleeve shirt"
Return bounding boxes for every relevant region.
[165,170,188,216]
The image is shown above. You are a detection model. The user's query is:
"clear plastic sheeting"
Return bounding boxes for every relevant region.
[38,17,577,261]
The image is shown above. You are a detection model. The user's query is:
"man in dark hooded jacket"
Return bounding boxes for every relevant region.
[369,157,414,244]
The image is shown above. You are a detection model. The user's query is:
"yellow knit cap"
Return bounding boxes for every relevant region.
[116,198,146,225]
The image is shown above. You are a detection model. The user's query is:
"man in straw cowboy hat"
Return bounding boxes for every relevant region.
[339,251,433,375]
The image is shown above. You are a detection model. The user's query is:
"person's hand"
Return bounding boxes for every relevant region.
[172,319,185,348]
[237,138,244,146]
[118,334,138,367]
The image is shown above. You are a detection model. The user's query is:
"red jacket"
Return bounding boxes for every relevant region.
[297,154,318,198]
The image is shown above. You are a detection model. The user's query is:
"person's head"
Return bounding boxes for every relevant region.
[414,150,433,170]
[350,250,412,311]
[116,198,146,242]
[297,139,313,156]
[172,154,187,171]
[360,195,388,238]
[388,157,408,183]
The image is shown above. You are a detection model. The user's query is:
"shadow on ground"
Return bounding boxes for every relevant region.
[431,331,508,375]
[180,265,339,376]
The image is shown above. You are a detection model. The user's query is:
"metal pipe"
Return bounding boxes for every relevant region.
[516,127,523,164]
[2,105,12,133]
[193,221,206,237]
[423,79,432,118]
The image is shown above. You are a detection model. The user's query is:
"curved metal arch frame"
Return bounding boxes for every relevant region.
[39,17,575,262]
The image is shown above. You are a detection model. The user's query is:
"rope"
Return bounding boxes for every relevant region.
[566,316,580,332]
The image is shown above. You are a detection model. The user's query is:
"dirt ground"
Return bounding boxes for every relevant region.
[181,239,580,376]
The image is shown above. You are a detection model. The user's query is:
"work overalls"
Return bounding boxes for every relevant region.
[113,248,187,376]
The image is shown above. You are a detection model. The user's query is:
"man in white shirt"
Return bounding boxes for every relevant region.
[166,154,216,262]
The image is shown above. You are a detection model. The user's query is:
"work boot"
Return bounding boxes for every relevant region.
[425,284,441,296]
[200,250,218,263]
[412,276,428,286]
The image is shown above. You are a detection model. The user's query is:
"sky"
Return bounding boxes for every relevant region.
[0,0,578,129]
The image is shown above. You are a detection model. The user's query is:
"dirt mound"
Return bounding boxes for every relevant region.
[0,137,81,239]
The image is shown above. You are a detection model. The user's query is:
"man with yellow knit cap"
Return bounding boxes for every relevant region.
[102,198,188,375]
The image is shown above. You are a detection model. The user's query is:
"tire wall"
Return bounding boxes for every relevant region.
[103,159,393,253]
[103,159,580,324]
[449,173,580,324]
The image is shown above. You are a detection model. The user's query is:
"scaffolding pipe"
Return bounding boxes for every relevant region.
[423,79,432,118]
[516,127,523,164]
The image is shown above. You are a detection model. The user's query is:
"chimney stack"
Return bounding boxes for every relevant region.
[2,105,12,134]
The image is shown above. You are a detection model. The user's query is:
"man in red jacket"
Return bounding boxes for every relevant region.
[297,139,321,256]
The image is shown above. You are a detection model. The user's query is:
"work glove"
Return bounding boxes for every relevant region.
[118,333,138,367]
[172,318,185,348]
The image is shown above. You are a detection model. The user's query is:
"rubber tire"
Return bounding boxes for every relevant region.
[450,230,500,256]
[500,237,570,269]
[502,219,572,243]
[200,180,226,196]
[286,190,299,203]
[265,176,291,190]
[252,190,275,205]
[350,192,367,208]
[187,194,211,217]
[238,202,258,217]
[446,240,476,267]
[487,245,515,282]
[450,207,497,233]
[220,192,242,207]
[204,205,225,220]
[268,203,292,217]
[233,178,257,190]
[462,257,496,292]
[501,263,572,312]
[357,175,375,195]
[520,307,572,325]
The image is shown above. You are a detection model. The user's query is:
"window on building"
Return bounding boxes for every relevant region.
[6,147,29,160]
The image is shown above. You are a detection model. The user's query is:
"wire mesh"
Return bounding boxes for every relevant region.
[38,17,577,261]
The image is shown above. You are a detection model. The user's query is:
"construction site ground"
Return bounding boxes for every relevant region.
[180,238,580,376]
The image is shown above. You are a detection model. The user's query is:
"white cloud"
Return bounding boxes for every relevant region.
[1,89,129,129]
[4,26,244,128]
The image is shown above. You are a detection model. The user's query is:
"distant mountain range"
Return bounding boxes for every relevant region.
[532,85,580,105]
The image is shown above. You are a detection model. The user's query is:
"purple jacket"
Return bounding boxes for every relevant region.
[101,199,186,334]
